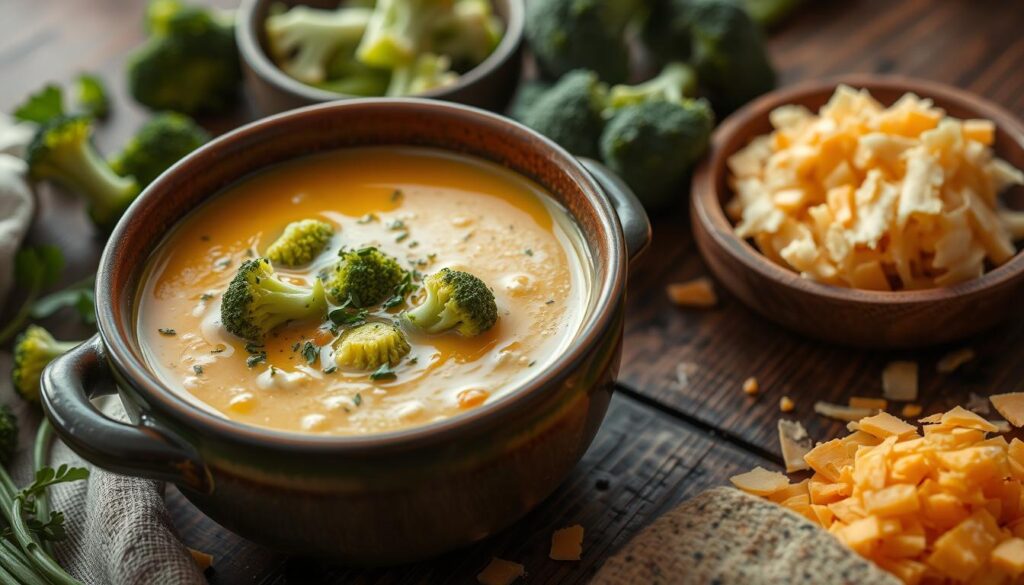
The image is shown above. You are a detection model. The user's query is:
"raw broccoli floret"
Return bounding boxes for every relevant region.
[109,112,210,188]
[525,0,644,83]
[600,98,714,209]
[385,53,459,96]
[127,2,242,115]
[12,325,82,403]
[74,74,110,120]
[221,258,328,342]
[356,0,453,69]
[266,5,373,84]
[334,322,411,370]
[323,247,408,307]
[26,115,141,231]
[642,0,693,64]
[685,0,775,113]
[0,406,17,465]
[316,57,392,96]
[265,219,334,267]
[519,70,608,158]
[432,0,503,68]
[606,62,698,111]
[405,268,497,336]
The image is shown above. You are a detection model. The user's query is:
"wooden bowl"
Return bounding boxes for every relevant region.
[691,75,1024,349]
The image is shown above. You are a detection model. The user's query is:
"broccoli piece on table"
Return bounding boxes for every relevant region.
[600,98,714,209]
[508,80,552,121]
[0,406,17,465]
[12,325,82,404]
[109,112,209,188]
[519,70,608,159]
[642,0,693,65]
[743,0,805,28]
[26,115,141,231]
[334,322,411,370]
[127,1,242,115]
[324,247,409,307]
[265,219,335,267]
[606,62,698,111]
[386,53,459,96]
[525,0,644,83]
[74,74,110,120]
[221,258,328,342]
[356,0,453,69]
[266,5,373,84]
[405,268,497,336]
[432,0,503,68]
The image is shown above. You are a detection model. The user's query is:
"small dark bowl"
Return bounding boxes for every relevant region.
[237,0,525,115]
[691,75,1024,349]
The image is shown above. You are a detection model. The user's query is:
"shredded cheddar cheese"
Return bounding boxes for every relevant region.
[477,558,525,585]
[743,376,760,396]
[991,393,1024,428]
[666,277,718,308]
[883,361,919,402]
[550,525,584,561]
[732,406,1024,584]
[780,396,795,413]
[726,85,1024,290]
[188,549,213,572]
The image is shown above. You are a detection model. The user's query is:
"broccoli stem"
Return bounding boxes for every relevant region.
[52,139,137,222]
[404,288,442,329]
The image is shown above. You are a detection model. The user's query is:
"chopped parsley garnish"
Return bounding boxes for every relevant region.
[546,299,555,305]
[301,341,319,364]
[244,342,264,354]
[388,219,405,230]
[199,293,214,301]
[210,345,225,354]
[291,342,300,351]
[528,360,537,367]
[408,241,419,248]
[369,363,396,381]
[329,307,368,327]
[270,366,278,377]
[381,272,414,310]
[192,365,204,376]
[524,249,533,256]
[391,189,403,202]
[408,356,419,364]
[357,213,377,224]
[157,328,176,336]
[395,232,409,243]
[353,393,363,406]
[323,366,337,374]
[246,352,267,368]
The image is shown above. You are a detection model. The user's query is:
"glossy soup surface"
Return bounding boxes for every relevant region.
[137,147,590,436]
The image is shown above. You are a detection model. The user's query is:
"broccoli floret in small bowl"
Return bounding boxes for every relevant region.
[110,112,210,188]
[385,53,459,97]
[324,247,408,307]
[518,69,608,159]
[12,325,83,404]
[356,0,454,69]
[405,268,497,336]
[265,219,335,267]
[432,0,504,68]
[221,258,328,342]
[266,5,374,84]
[334,322,411,370]
[26,115,141,231]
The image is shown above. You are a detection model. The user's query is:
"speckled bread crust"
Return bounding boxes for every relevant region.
[590,487,901,585]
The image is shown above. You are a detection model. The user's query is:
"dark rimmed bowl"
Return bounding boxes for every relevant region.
[691,75,1024,349]
[39,99,650,564]
[237,0,525,115]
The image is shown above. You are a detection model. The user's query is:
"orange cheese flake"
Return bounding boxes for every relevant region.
[937,348,975,374]
[901,404,923,418]
[849,397,888,410]
[778,419,812,473]
[666,278,717,308]
[882,361,918,402]
[742,376,759,396]
[814,401,877,422]
[733,405,1024,584]
[779,396,795,413]
[991,393,1024,428]
[477,558,525,585]
[549,525,584,561]
[189,549,213,572]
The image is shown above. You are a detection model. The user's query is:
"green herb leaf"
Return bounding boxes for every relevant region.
[158,328,176,336]
[13,85,65,124]
[369,364,396,381]
[301,341,319,364]
[193,365,203,376]
[329,307,368,327]
[246,352,267,368]
[31,283,96,325]
[353,393,363,406]
[391,189,403,202]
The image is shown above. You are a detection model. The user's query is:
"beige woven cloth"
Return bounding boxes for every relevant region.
[0,353,206,585]
[591,487,901,585]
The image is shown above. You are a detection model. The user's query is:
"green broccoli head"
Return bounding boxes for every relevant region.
[323,247,409,307]
[109,112,210,188]
[432,0,503,68]
[74,74,110,120]
[356,0,454,69]
[12,325,82,404]
[525,0,643,83]
[127,3,242,115]
[405,268,497,336]
[642,0,693,64]
[684,0,776,113]
[334,322,411,370]
[600,98,714,209]
[0,406,17,465]
[266,5,373,84]
[519,69,608,159]
[26,115,141,230]
[265,219,335,267]
[743,0,805,28]
[221,258,328,342]
[606,62,698,111]
[385,53,459,97]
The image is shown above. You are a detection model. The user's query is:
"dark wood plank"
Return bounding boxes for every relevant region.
[167,393,773,584]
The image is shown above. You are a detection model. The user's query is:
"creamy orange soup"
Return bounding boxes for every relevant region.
[137,147,589,435]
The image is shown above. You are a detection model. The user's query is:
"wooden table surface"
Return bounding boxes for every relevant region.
[2,0,1024,583]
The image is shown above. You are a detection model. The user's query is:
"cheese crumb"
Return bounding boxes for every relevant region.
[188,549,213,572]
[900,404,923,418]
[882,361,918,402]
[549,525,584,561]
[729,466,790,496]
[779,396,795,412]
[991,393,1024,427]
[743,376,759,396]
[666,277,717,308]
[477,558,525,585]
[814,401,877,422]
[936,348,975,374]
[778,419,812,473]
[849,397,887,410]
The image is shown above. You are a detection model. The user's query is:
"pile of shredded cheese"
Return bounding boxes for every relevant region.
[726,85,1024,290]
[733,406,1024,584]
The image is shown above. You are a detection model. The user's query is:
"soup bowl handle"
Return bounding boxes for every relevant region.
[40,335,213,494]
[579,158,652,264]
